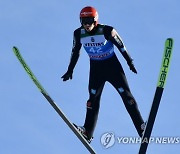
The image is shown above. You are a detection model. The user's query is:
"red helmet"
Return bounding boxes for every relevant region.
[80,6,99,26]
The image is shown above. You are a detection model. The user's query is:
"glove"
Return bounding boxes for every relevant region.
[61,70,73,81]
[127,61,137,74]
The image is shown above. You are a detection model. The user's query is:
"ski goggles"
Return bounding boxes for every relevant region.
[81,17,95,25]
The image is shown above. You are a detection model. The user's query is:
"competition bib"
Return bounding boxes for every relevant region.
[80,25,114,60]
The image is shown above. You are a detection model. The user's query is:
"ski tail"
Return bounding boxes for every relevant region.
[13,46,96,154]
[139,38,174,154]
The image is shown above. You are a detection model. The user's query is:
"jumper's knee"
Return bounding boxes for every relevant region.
[86,101,93,109]
[128,99,135,105]
[86,97,100,110]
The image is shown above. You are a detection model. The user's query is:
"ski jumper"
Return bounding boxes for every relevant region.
[67,24,144,138]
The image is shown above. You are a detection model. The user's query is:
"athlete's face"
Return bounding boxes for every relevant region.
[81,17,95,32]
[83,23,95,32]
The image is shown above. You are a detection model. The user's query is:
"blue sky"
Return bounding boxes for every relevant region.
[0,0,180,154]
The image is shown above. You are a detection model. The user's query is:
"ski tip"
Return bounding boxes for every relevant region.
[165,38,174,49]
[13,46,18,51]
[12,46,20,54]
[167,38,173,41]
[167,38,174,43]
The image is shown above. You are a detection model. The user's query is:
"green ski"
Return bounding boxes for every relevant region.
[13,46,96,154]
[139,38,174,154]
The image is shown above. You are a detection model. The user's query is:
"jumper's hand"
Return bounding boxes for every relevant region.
[61,71,73,81]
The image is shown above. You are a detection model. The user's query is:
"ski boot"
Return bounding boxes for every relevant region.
[73,123,93,143]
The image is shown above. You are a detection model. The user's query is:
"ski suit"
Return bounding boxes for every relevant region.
[64,24,144,138]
